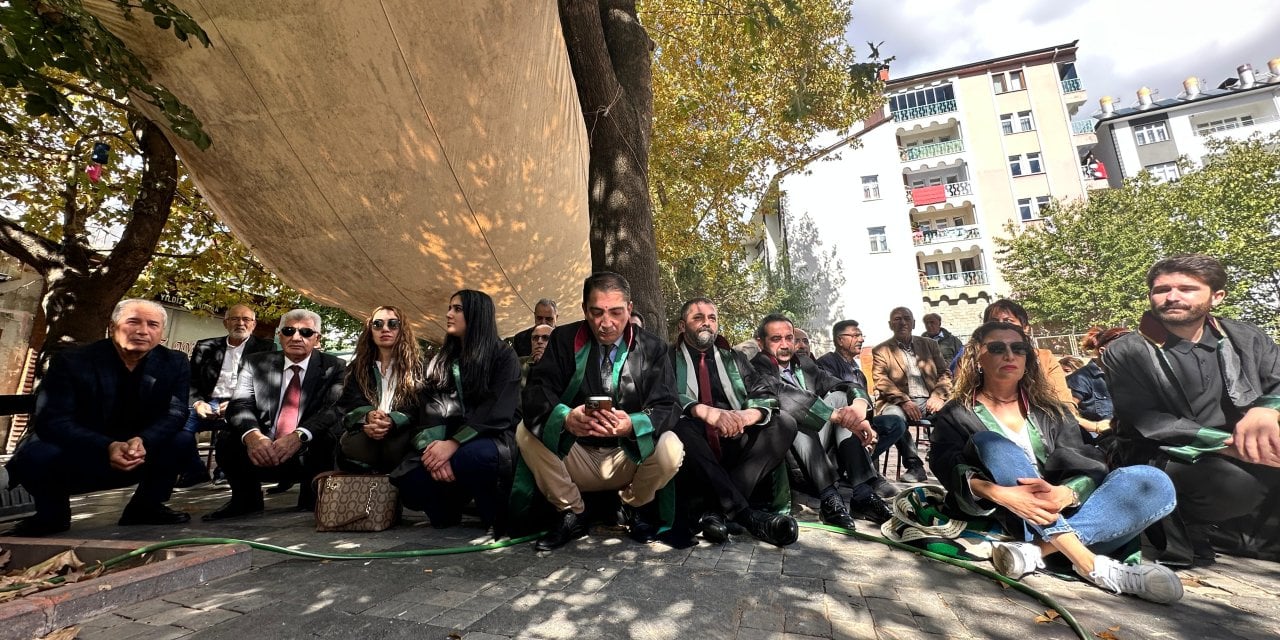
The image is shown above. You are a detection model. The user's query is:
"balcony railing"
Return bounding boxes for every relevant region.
[922,270,988,290]
[900,139,964,162]
[1192,113,1280,136]
[1071,119,1095,134]
[1061,78,1083,93]
[891,99,957,123]
[913,224,981,246]
[906,180,973,205]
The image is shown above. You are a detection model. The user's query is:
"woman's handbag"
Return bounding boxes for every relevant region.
[313,472,400,532]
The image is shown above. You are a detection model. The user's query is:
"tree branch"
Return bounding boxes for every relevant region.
[0,216,61,273]
[97,116,176,289]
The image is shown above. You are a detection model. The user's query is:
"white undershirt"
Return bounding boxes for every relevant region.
[376,361,397,413]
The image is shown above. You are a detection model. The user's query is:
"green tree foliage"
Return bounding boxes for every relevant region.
[642,0,884,334]
[996,133,1280,333]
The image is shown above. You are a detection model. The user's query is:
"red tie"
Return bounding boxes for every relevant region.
[276,365,302,439]
[698,351,722,459]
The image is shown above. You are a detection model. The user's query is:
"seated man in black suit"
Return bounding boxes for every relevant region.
[203,309,345,520]
[178,304,275,486]
[6,299,192,535]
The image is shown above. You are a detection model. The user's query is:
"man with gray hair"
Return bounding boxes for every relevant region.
[6,299,193,535]
[509,297,559,358]
[204,309,346,520]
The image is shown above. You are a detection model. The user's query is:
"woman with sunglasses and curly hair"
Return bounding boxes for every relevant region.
[929,321,1183,604]
[393,290,521,530]
[337,306,426,472]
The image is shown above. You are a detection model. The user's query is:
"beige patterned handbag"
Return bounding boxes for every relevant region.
[313,472,400,532]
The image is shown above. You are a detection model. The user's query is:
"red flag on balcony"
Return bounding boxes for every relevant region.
[912,185,946,206]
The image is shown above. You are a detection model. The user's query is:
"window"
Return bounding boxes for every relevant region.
[1009,71,1024,91]
[1027,152,1042,173]
[1018,110,1034,132]
[1133,121,1169,146]
[1000,114,1014,135]
[1146,162,1181,183]
[1017,198,1033,220]
[953,216,965,227]
[868,226,889,253]
[1196,115,1255,135]
[1036,195,1051,214]
[1008,155,1023,176]
[992,74,1007,94]
[861,175,880,200]
[889,85,956,115]
[1018,196,1052,221]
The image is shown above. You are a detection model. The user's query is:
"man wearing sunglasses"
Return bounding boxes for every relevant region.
[1105,254,1280,566]
[508,298,559,358]
[205,309,346,520]
[178,305,276,487]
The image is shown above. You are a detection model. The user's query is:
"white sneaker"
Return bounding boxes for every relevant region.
[992,541,1045,580]
[1081,555,1184,604]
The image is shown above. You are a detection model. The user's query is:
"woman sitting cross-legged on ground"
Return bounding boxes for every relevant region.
[928,321,1183,604]
[337,305,426,473]
[392,290,521,530]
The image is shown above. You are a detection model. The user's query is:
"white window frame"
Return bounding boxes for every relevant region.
[1027,152,1043,174]
[1008,155,1024,177]
[1146,162,1181,183]
[1133,122,1169,146]
[1018,110,1035,132]
[1017,198,1033,221]
[1035,195,1051,215]
[992,74,1007,94]
[1009,70,1024,91]
[861,175,880,200]
[868,226,889,253]
[1000,114,1014,135]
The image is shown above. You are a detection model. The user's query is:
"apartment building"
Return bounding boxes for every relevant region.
[763,42,1094,342]
[1093,59,1280,187]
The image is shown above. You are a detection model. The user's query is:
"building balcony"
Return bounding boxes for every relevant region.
[913,224,981,247]
[922,269,988,290]
[1061,78,1083,93]
[900,139,964,162]
[891,100,957,123]
[906,180,972,206]
[1071,120,1095,134]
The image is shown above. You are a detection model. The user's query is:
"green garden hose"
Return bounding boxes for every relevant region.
[5,527,1087,639]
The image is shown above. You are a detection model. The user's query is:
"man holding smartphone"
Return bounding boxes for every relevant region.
[516,272,684,551]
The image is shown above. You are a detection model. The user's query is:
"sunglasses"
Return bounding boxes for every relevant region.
[532,335,550,343]
[983,341,1032,356]
[280,326,318,338]
[371,319,401,330]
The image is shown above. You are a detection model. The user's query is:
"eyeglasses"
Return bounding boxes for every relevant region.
[983,341,1032,356]
[226,316,255,324]
[371,319,401,330]
[532,335,550,343]
[280,326,318,338]
[837,333,863,341]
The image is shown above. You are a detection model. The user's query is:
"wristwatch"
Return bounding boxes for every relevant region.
[295,430,312,443]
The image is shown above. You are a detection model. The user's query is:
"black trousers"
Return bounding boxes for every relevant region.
[215,430,335,508]
[7,430,189,522]
[1155,454,1280,563]
[393,437,505,527]
[672,413,795,518]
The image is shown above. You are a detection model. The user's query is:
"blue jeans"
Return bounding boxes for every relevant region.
[971,431,1175,553]
[182,399,227,476]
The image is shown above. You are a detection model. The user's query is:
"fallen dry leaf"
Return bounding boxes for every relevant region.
[97,584,112,592]
[37,626,79,640]
[0,548,11,571]
[1094,625,1121,639]
[447,633,462,640]
[1180,576,1203,587]
[424,569,433,573]
[1034,610,1061,624]
[21,550,85,581]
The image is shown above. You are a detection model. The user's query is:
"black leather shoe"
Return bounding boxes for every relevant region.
[536,510,589,551]
[699,512,729,543]
[819,493,858,531]
[119,504,191,526]
[201,499,265,522]
[899,465,928,483]
[5,516,71,537]
[266,481,294,495]
[620,504,659,543]
[849,492,894,525]
[870,476,899,499]
[738,509,798,546]
[175,470,212,488]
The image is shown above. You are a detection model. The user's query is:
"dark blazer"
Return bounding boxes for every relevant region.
[226,350,346,449]
[29,339,190,453]
[189,334,276,404]
[507,326,535,358]
[750,351,868,432]
[928,399,1108,534]
[523,320,678,459]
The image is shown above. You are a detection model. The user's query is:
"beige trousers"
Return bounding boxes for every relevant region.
[515,423,683,514]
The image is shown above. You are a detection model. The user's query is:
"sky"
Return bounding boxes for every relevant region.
[845,0,1279,117]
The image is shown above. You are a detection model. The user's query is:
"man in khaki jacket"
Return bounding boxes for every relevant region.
[871,307,950,482]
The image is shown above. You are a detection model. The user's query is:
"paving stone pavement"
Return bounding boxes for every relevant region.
[7,484,1278,640]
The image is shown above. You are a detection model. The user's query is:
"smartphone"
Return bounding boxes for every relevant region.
[586,396,613,413]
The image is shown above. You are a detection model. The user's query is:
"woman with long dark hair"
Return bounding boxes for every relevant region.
[394,289,521,529]
[929,321,1183,604]
[337,306,425,472]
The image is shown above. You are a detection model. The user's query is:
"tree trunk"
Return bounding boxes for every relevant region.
[34,117,179,368]
[559,0,666,330]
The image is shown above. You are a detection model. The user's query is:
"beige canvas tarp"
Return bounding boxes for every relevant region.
[86,0,591,341]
